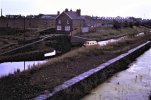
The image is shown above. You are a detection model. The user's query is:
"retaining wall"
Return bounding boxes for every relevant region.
[34,41,151,100]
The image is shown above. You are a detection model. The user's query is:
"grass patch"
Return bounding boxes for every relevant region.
[77,26,150,40]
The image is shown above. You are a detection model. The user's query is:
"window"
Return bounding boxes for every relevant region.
[58,20,61,24]
[65,26,70,31]
[67,20,69,24]
[57,25,62,30]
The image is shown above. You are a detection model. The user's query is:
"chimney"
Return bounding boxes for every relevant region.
[1,8,2,17]
[65,8,68,12]
[57,11,60,15]
[76,9,81,16]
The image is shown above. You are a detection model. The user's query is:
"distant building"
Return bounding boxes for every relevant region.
[55,9,85,34]
[0,15,25,29]
[0,9,145,32]
[0,14,57,30]
[25,14,56,29]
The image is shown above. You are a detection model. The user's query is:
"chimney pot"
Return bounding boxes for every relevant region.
[76,9,81,16]
[57,11,60,15]
[65,8,68,12]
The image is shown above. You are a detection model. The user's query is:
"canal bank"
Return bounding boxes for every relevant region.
[35,41,151,100]
[82,47,151,100]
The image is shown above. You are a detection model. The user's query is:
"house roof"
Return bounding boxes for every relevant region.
[40,15,56,19]
[64,11,83,20]
[56,11,84,20]
[6,15,23,19]
[26,14,57,19]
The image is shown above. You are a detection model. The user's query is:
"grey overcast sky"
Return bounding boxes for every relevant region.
[0,0,151,19]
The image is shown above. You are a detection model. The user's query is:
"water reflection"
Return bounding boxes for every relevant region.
[0,61,46,77]
[82,48,151,100]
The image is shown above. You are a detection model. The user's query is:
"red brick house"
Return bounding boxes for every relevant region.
[55,9,85,34]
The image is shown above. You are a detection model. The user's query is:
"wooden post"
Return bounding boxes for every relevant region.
[24,61,25,70]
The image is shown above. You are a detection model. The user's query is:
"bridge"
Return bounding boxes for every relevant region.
[0,34,70,56]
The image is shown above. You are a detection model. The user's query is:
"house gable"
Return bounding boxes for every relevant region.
[56,12,72,32]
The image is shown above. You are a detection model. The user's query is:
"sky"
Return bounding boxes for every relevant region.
[0,0,151,19]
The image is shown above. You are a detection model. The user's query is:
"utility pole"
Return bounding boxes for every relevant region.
[24,16,26,40]
[24,61,25,70]
[23,16,26,70]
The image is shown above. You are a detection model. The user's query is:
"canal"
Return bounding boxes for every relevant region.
[0,50,57,77]
[0,60,47,77]
[82,48,151,100]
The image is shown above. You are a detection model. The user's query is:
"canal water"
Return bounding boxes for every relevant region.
[0,60,47,77]
[98,36,127,46]
[82,48,151,100]
[98,32,146,46]
[0,50,56,77]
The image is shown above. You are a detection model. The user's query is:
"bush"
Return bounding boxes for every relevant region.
[113,20,121,29]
